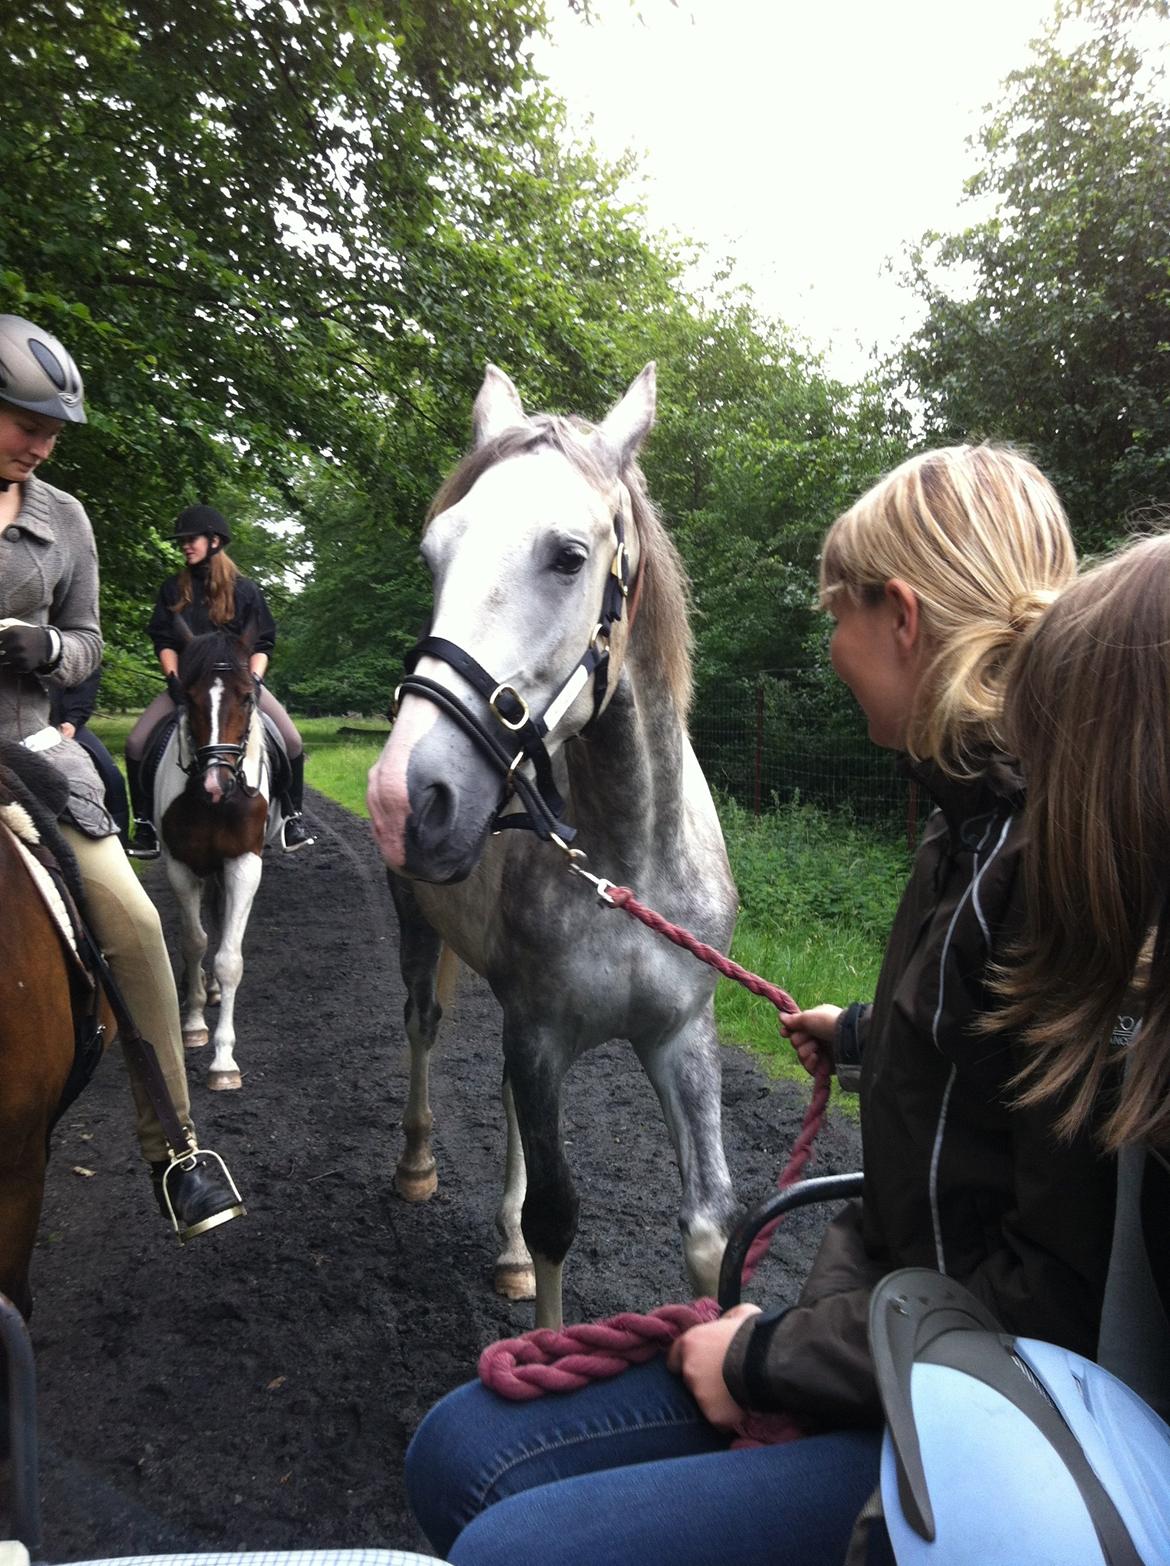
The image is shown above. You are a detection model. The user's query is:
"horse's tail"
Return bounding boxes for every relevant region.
[436,942,460,1014]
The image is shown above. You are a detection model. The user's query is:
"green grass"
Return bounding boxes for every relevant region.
[92,713,904,1096]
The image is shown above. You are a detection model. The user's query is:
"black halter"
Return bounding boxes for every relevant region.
[393,510,631,845]
[179,664,261,797]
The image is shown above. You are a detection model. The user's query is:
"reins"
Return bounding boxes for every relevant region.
[478,861,832,1449]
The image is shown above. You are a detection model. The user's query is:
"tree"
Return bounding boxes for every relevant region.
[902,0,1170,549]
[639,285,908,685]
[1,0,562,686]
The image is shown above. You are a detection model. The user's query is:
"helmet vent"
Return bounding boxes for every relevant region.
[29,339,68,390]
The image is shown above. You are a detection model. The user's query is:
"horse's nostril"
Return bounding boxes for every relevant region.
[415,780,455,846]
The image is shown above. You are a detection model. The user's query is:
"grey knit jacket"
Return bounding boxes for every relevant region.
[0,473,113,835]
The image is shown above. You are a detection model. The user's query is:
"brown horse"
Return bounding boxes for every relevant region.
[0,776,109,1323]
[152,628,276,1090]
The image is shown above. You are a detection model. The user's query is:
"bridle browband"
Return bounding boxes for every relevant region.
[178,662,261,798]
[392,508,632,845]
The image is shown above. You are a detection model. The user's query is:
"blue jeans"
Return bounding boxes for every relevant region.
[406,1360,886,1565]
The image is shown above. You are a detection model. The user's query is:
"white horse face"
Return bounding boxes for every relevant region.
[368,364,656,883]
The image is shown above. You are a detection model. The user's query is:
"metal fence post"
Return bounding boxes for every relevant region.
[753,679,764,817]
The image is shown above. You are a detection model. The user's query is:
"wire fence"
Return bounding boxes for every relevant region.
[690,672,924,853]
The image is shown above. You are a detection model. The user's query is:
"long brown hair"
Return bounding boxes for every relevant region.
[996,531,1170,1150]
[819,445,1076,773]
[174,546,240,627]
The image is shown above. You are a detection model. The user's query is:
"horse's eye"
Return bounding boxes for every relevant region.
[551,546,587,577]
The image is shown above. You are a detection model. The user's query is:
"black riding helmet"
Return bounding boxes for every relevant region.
[173,504,231,545]
[0,314,87,423]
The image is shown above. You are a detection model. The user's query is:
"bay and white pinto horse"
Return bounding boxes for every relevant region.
[367,364,741,1327]
[154,628,280,1090]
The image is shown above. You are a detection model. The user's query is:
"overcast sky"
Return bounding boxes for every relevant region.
[530,0,1062,379]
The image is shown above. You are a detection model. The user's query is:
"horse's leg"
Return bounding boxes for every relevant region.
[494,1073,535,1301]
[164,855,210,1048]
[503,1022,575,1329]
[633,1005,739,1298]
[206,851,262,1091]
[387,875,446,1202]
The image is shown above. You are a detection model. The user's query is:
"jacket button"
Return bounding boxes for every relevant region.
[4,527,20,541]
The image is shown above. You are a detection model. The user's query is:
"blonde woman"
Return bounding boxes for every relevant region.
[404,446,1115,1566]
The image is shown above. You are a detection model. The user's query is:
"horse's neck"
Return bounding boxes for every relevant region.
[566,664,686,872]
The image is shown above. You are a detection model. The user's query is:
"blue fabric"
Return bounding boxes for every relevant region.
[406,1359,886,1566]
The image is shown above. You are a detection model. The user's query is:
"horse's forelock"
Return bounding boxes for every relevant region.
[426,415,693,714]
[179,629,249,691]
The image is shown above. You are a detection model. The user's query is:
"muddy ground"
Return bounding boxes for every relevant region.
[23,790,862,1561]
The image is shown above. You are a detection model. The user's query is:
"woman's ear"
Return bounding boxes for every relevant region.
[884,578,921,657]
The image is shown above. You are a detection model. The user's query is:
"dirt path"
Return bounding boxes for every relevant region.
[27,791,862,1561]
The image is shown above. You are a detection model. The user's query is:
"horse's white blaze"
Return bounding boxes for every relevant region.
[203,676,225,802]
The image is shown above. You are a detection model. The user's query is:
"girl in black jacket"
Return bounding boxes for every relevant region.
[125,505,313,854]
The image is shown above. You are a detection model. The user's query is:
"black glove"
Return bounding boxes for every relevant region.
[0,623,55,673]
[166,672,185,705]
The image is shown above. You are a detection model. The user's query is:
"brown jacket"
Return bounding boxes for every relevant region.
[723,759,1119,1428]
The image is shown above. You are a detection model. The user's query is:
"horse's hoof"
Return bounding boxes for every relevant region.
[183,1028,209,1049]
[207,1069,243,1091]
[494,1262,537,1302]
[394,1165,437,1202]
[206,985,222,1006]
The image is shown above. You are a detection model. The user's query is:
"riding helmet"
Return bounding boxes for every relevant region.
[173,504,231,544]
[869,1268,1170,1564]
[0,314,86,423]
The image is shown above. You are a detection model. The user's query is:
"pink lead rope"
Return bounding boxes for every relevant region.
[478,883,832,1448]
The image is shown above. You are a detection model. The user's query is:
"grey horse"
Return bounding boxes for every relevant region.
[367,363,740,1328]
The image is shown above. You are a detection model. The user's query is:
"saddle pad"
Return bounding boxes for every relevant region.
[141,713,179,811]
[7,826,81,963]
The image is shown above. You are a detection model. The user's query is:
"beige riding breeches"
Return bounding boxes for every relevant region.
[60,824,193,1164]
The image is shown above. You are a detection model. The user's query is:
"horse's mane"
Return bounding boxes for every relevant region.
[179,629,249,688]
[427,415,694,715]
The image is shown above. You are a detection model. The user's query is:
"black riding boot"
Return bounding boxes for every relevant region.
[151,1149,246,1242]
[281,751,314,851]
[125,756,160,859]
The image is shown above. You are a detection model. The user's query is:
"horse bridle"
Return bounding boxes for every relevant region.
[178,664,261,798]
[392,509,632,846]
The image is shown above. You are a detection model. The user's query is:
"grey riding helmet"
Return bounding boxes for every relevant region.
[0,314,87,423]
[173,504,231,544]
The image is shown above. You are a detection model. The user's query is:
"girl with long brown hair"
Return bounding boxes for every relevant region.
[124,504,313,854]
[995,529,1170,1415]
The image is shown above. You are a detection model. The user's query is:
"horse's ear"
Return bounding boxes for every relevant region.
[594,363,656,476]
[172,611,195,646]
[472,364,527,448]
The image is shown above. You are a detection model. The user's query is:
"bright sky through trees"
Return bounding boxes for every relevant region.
[532,0,1063,378]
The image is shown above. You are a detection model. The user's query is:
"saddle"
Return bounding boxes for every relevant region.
[0,748,107,1124]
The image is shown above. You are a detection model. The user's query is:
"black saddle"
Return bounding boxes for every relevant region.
[0,739,83,904]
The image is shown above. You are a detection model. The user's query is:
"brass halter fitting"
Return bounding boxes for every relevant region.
[489,682,531,732]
